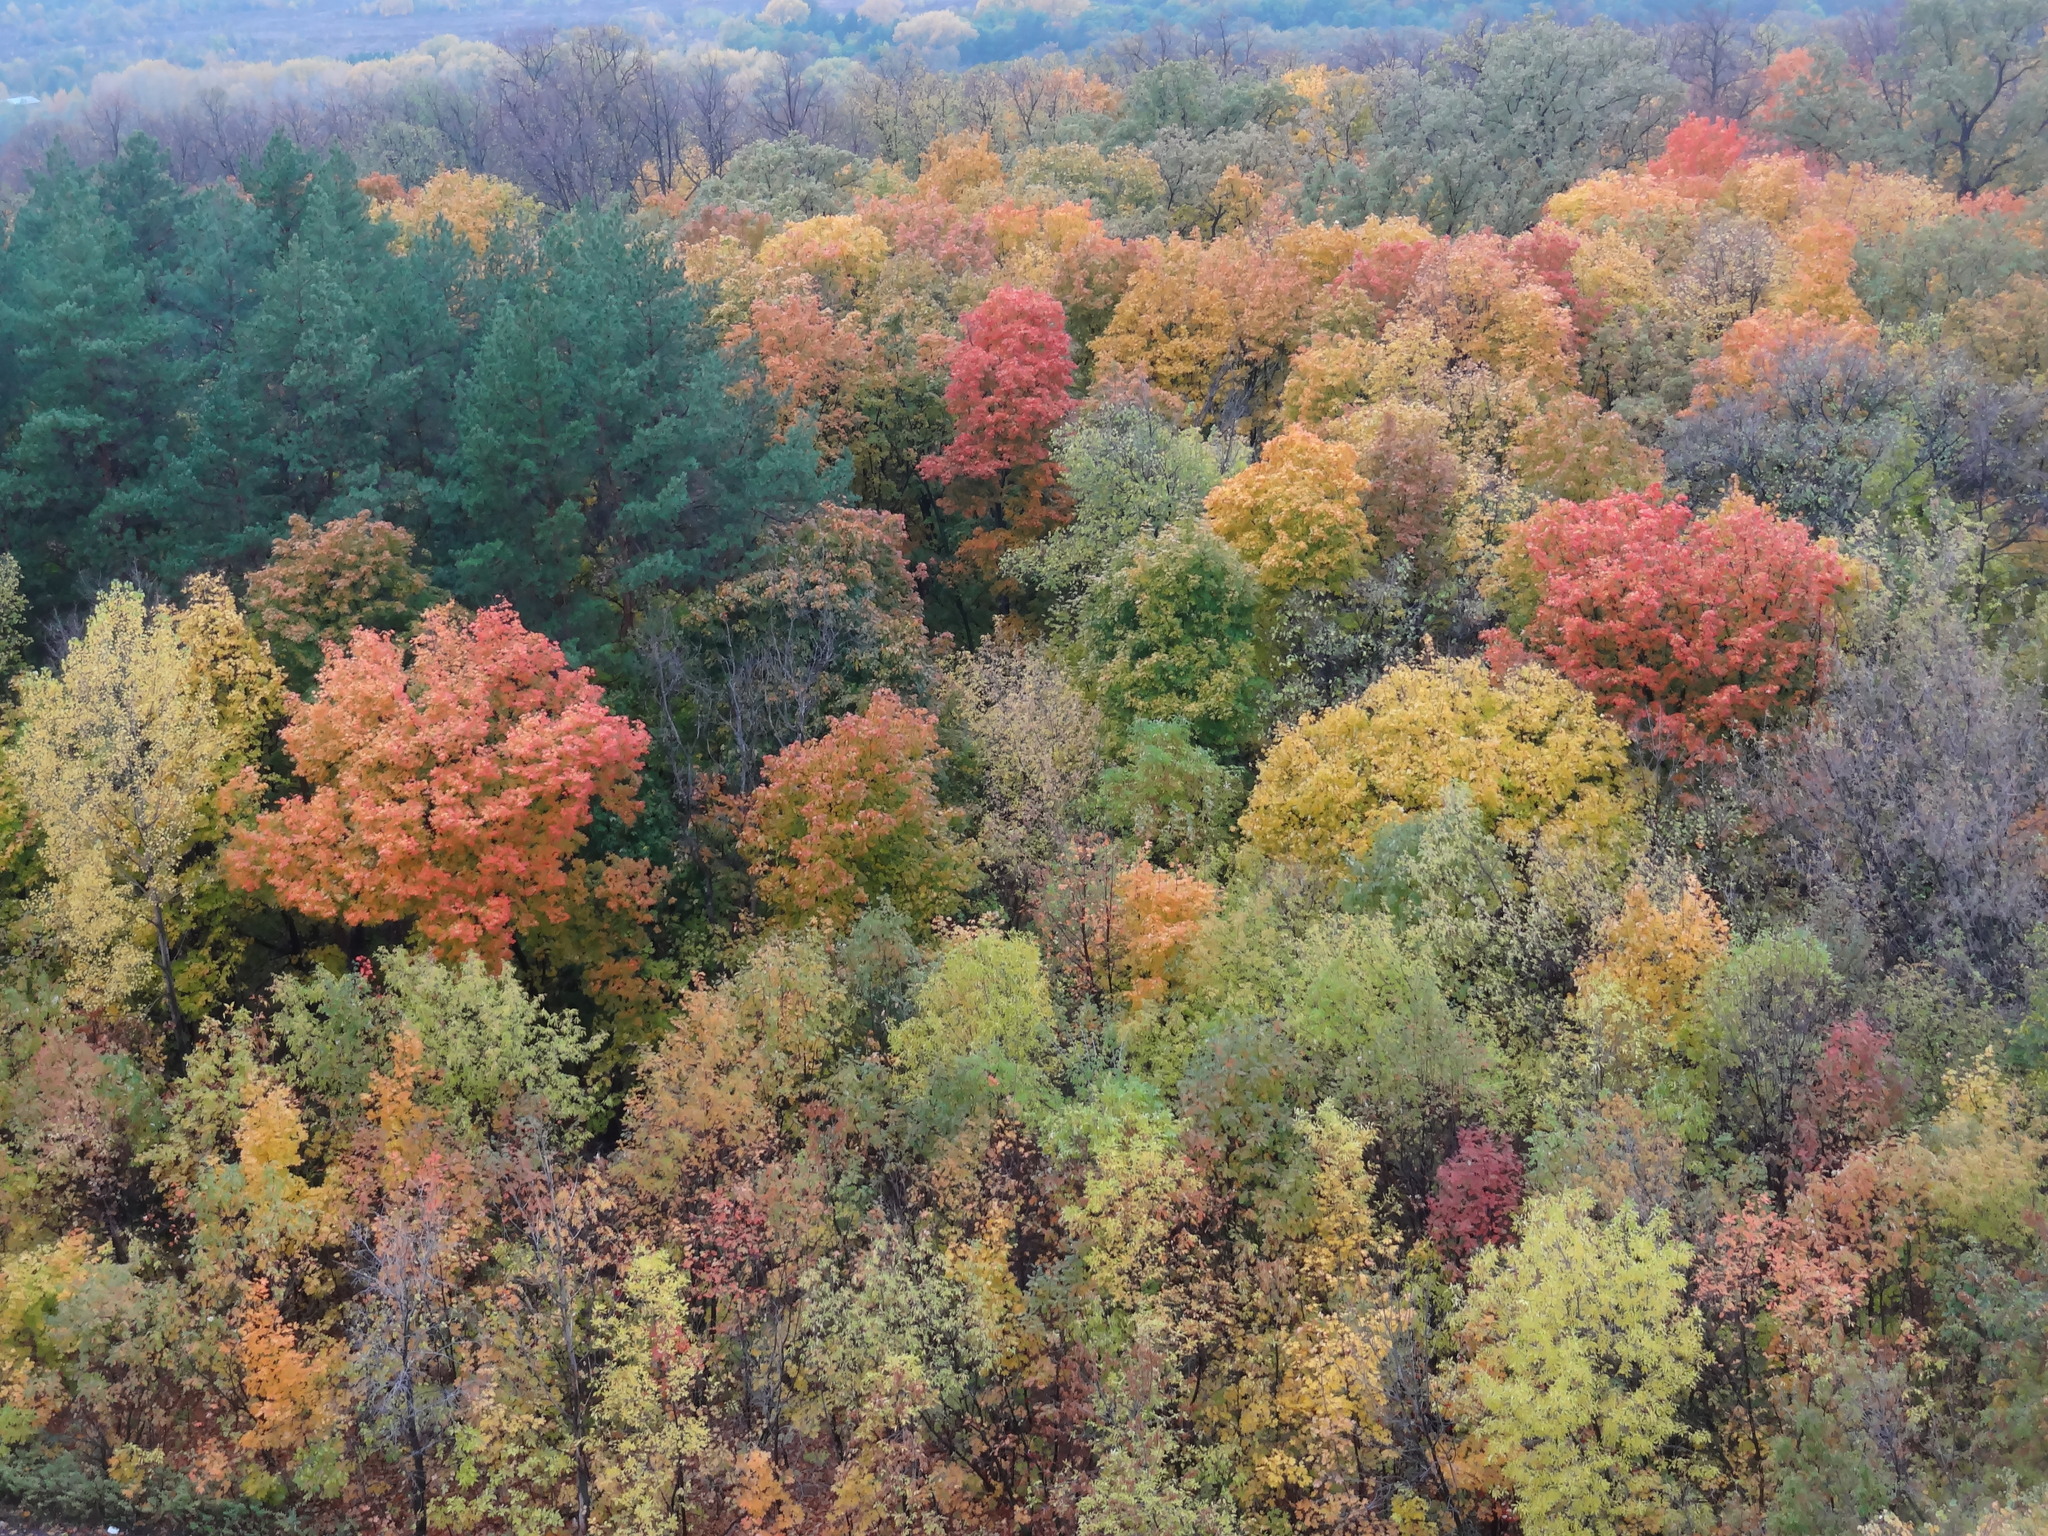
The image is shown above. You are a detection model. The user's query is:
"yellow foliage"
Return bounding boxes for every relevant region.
[1569,229,1664,314]
[1921,1054,2048,1248]
[1546,172,1705,261]
[1578,877,1730,1042]
[1572,878,1730,1089]
[759,215,891,306]
[1769,219,1867,322]
[10,584,240,1016]
[1947,273,2048,384]
[1807,167,1952,241]
[1282,66,1374,166]
[1240,658,1645,870]
[1205,425,1374,594]
[919,129,1006,206]
[368,169,540,253]
[1277,221,1370,285]
[1718,154,1814,226]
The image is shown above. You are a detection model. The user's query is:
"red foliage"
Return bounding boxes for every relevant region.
[919,285,1078,582]
[1487,487,1849,773]
[1649,116,1752,182]
[227,603,652,965]
[1426,1127,1525,1268]
[1791,1014,1912,1178]
[921,285,1076,484]
[1338,237,1434,312]
[1508,221,1603,335]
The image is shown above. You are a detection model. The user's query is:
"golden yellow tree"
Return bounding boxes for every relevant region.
[1205,426,1375,595]
[1240,659,1643,870]
[11,584,253,1031]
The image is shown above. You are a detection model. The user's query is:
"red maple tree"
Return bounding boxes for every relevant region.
[1426,1127,1525,1269]
[920,285,1077,582]
[1487,487,1850,774]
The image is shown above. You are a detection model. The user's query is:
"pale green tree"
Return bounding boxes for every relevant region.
[1450,1189,1705,1536]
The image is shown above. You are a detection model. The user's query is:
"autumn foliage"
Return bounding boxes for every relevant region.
[1427,1127,1525,1268]
[1204,425,1374,595]
[227,603,653,964]
[1488,487,1850,772]
[739,688,975,930]
[920,284,1077,580]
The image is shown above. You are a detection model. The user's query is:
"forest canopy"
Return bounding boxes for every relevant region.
[0,4,2046,1534]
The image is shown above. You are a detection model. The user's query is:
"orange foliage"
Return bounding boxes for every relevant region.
[1405,232,1579,392]
[227,604,653,966]
[1114,862,1219,1005]
[1771,219,1867,321]
[740,690,975,930]
[229,1279,344,1463]
[1690,308,1881,409]
[1648,116,1752,187]
[919,130,1006,206]
[1092,235,1318,422]
[1577,876,1731,1041]
[1509,393,1663,501]
[736,289,879,448]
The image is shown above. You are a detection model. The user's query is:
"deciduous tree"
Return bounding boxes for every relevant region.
[739,688,975,930]
[228,603,653,967]
[1488,487,1850,773]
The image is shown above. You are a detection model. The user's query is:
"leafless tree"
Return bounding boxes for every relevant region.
[1749,586,2048,993]
[679,56,747,176]
[492,28,651,206]
[351,1177,479,1536]
[1670,0,1766,117]
[751,51,828,140]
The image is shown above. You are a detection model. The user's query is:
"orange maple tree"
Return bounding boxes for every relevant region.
[739,688,975,930]
[227,604,652,965]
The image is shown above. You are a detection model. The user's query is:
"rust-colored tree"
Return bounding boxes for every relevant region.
[1487,487,1850,774]
[227,604,655,967]
[739,688,975,930]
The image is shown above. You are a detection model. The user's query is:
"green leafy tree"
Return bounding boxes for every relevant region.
[1338,18,1682,234]
[1070,526,1269,755]
[1451,1189,1706,1536]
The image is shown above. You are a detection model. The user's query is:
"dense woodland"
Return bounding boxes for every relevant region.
[0,5,2046,1533]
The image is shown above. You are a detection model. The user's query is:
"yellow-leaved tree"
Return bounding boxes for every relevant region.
[1449,1189,1704,1536]
[10,582,269,1033]
[1571,876,1731,1093]
[1204,426,1375,596]
[1240,659,1644,870]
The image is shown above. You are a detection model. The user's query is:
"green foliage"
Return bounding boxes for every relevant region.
[1280,914,1497,1209]
[1453,1189,1705,1536]
[1070,525,1269,755]
[693,135,864,221]
[1095,719,1245,873]
[1336,18,1682,234]
[270,948,597,1136]
[1003,399,1226,613]
[890,928,1059,1097]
